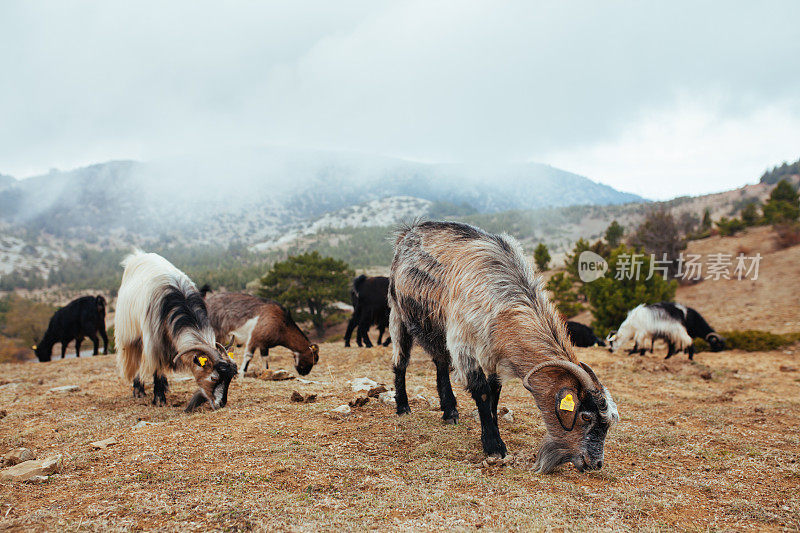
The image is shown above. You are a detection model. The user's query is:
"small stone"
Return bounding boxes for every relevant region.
[131,421,161,430]
[367,385,388,397]
[779,365,798,372]
[259,369,293,381]
[0,409,6,419]
[332,404,351,415]
[699,371,712,381]
[502,409,515,423]
[2,448,35,466]
[350,377,378,392]
[290,391,317,403]
[25,475,50,484]
[378,390,396,405]
[90,437,118,450]
[49,385,80,393]
[1,454,62,482]
[349,396,369,408]
[412,394,431,405]
[754,407,765,414]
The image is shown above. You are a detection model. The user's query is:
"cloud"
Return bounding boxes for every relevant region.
[1,1,799,197]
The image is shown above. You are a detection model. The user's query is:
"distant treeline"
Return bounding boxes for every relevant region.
[1,243,278,293]
[760,157,800,185]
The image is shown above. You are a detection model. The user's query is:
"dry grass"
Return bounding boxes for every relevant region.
[1,341,799,531]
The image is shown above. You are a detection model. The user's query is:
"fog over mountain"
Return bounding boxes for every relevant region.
[0,148,642,243]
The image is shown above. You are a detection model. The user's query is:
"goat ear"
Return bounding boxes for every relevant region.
[555,387,579,431]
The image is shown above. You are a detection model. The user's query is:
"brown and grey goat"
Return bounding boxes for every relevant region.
[390,221,619,473]
[115,251,237,411]
[204,292,319,376]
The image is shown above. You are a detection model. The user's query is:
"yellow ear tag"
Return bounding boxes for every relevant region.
[559,393,575,412]
[228,352,234,359]
[198,356,208,367]
[32,345,37,350]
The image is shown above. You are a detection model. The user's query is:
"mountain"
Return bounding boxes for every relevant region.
[0,148,642,243]
[0,173,15,192]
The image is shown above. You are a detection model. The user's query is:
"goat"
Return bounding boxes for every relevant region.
[115,251,237,411]
[607,304,694,359]
[390,221,618,473]
[204,292,319,376]
[659,303,725,352]
[344,275,391,348]
[566,321,606,348]
[34,295,109,362]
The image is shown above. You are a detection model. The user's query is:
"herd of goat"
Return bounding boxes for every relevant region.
[30,221,725,474]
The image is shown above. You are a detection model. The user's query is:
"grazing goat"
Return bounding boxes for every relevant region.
[566,321,606,348]
[115,251,237,411]
[204,292,319,376]
[34,295,109,362]
[607,303,694,359]
[344,275,391,348]
[659,303,725,352]
[390,221,618,473]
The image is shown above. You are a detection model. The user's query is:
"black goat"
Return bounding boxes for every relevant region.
[344,275,391,348]
[566,321,606,348]
[34,295,109,362]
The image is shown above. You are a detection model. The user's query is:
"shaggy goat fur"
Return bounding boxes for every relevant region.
[115,251,236,410]
[389,221,618,473]
[204,292,319,376]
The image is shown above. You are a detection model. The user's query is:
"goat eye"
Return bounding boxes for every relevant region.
[581,412,592,422]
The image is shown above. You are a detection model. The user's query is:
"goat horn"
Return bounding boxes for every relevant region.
[523,359,597,395]
[172,345,211,365]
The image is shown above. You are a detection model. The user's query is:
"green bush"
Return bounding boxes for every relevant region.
[695,330,800,352]
[533,243,551,271]
[545,272,584,318]
[715,217,746,236]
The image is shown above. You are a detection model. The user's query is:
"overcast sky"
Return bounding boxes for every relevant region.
[1,1,799,199]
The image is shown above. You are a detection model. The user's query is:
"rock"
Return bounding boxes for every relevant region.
[259,369,293,381]
[699,371,713,381]
[350,377,378,392]
[0,409,6,420]
[502,409,515,423]
[290,391,304,402]
[131,421,162,430]
[25,475,50,484]
[1,454,62,482]
[90,437,118,450]
[367,385,388,397]
[331,404,351,415]
[378,390,396,405]
[779,365,798,372]
[412,394,431,405]
[349,396,369,408]
[2,448,35,466]
[49,385,80,393]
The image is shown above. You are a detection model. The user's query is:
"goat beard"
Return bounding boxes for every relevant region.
[533,434,575,474]
[184,389,211,412]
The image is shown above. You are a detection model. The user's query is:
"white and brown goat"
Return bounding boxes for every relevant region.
[390,221,618,473]
[204,292,319,376]
[115,251,237,411]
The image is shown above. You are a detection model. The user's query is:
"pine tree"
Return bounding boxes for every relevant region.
[533,243,551,271]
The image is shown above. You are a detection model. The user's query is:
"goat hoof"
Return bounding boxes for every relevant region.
[443,417,458,425]
[442,410,459,424]
[152,397,167,407]
[396,405,411,416]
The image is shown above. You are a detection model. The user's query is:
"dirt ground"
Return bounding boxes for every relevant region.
[1,340,799,532]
